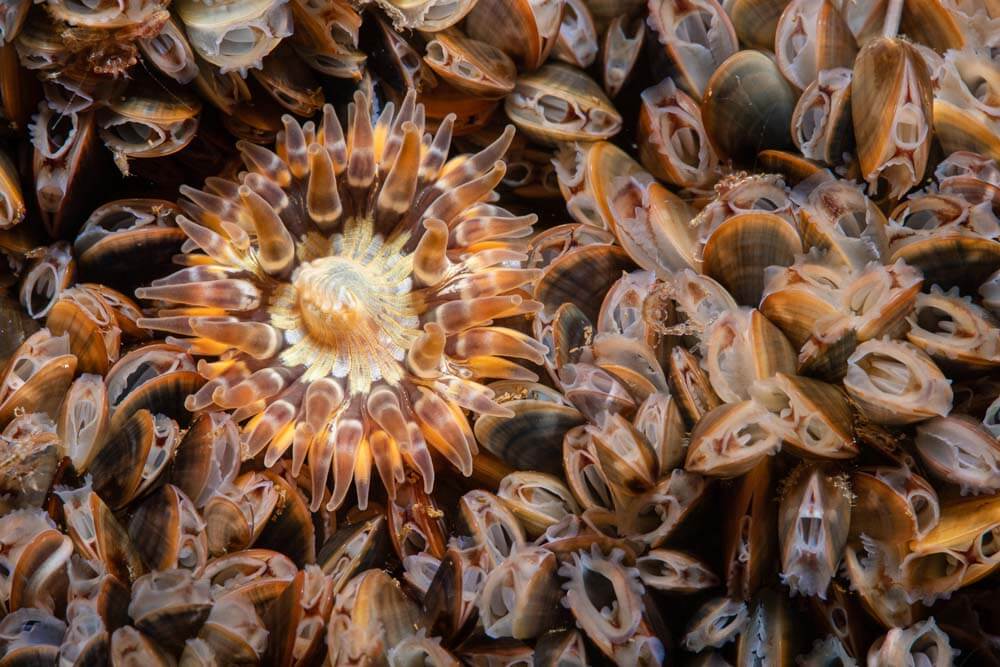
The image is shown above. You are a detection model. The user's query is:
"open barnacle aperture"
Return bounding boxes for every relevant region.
[137,89,545,510]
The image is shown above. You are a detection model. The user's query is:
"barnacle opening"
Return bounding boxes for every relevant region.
[853,351,914,395]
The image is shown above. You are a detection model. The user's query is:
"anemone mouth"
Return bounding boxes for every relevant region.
[270,220,419,392]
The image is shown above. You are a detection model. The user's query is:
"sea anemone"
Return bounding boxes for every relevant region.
[137,90,544,510]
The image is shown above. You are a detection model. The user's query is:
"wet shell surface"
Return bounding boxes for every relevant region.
[0,0,999,665]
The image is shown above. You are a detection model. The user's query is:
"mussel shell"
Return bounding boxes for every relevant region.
[45,287,120,376]
[167,411,240,508]
[110,367,203,432]
[129,570,212,652]
[774,0,857,90]
[890,235,1000,294]
[607,177,701,276]
[601,14,643,98]
[317,516,390,592]
[534,244,634,323]
[201,549,296,616]
[933,99,1000,164]
[423,29,517,98]
[8,528,71,614]
[898,0,966,52]
[722,458,776,601]
[505,62,622,144]
[127,484,207,572]
[0,148,24,229]
[756,149,827,185]
[851,36,933,199]
[337,569,427,656]
[422,548,480,641]
[726,0,788,50]
[264,567,331,666]
[548,302,592,371]
[97,84,201,159]
[464,0,562,70]
[109,626,174,667]
[685,400,783,477]
[251,43,324,116]
[791,67,854,164]
[850,467,939,551]
[413,81,499,136]
[736,589,796,664]
[88,409,159,510]
[475,399,585,476]
[647,0,739,98]
[533,629,588,667]
[667,345,722,424]
[73,199,185,290]
[175,0,292,75]
[253,470,316,567]
[552,0,598,68]
[0,608,65,667]
[0,329,76,424]
[203,474,278,558]
[702,212,802,306]
[702,50,797,162]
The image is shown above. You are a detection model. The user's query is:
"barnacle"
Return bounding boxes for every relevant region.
[138,91,542,510]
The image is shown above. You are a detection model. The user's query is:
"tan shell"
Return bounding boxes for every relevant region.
[551,0,598,68]
[175,0,292,75]
[251,43,324,117]
[57,373,110,473]
[288,0,364,80]
[916,415,1000,495]
[138,16,198,84]
[98,85,201,161]
[774,0,857,90]
[932,50,1000,163]
[685,400,783,477]
[722,459,775,601]
[777,463,851,598]
[701,308,798,403]
[0,149,24,229]
[791,67,854,165]
[601,14,643,98]
[465,0,563,70]
[552,140,645,230]
[750,372,856,459]
[46,285,121,375]
[372,0,477,31]
[867,619,956,667]
[46,0,168,29]
[607,174,700,276]
[703,212,802,307]
[725,0,787,49]
[795,178,888,268]
[423,29,517,98]
[702,50,797,162]
[506,63,622,144]
[0,328,76,424]
[638,77,718,188]
[906,287,1000,370]
[843,338,952,425]
[647,0,738,97]
[478,545,560,639]
[851,37,934,199]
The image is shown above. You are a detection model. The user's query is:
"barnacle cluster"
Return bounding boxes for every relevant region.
[0,0,999,665]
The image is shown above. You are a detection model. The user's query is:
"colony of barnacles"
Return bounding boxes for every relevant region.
[0,0,998,664]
